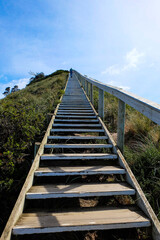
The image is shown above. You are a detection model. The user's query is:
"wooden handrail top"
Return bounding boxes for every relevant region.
[74,70,160,125]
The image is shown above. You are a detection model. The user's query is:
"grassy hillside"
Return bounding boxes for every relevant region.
[93,86,160,219]
[0,70,68,234]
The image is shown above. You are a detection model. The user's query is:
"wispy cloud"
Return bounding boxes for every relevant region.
[102,48,145,75]
[0,78,29,99]
[107,81,131,91]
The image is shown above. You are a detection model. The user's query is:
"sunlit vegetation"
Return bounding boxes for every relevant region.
[0,70,68,234]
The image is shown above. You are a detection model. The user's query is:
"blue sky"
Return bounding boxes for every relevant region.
[0,0,160,103]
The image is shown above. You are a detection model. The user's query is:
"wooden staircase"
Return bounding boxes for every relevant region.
[2,73,160,240]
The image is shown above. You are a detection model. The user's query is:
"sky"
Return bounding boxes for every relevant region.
[0,0,160,103]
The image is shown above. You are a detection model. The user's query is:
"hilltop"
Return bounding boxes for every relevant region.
[0,70,68,234]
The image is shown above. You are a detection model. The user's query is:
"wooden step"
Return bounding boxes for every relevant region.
[57,110,94,112]
[52,124,101,127]
[35,166,126,177]
[51,129,104,133]
[26,183,135,199]
[41,153,117,160]
[54,119,99,122]
[12,207,150,235]
[48,136,108,140]
[44,144,112,149]
[55,115,97,119]
[56,113,95,115]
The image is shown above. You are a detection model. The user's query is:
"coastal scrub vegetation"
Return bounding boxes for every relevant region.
[0,70,68,234]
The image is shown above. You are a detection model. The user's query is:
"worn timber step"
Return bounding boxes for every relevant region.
[58,108,92,110]
[26,183,135,199]
[48,136,108,140]
[44,144,112,149]
[12,207,150,235]
[57,110,94,112]
[54,119,99,123]
[56,113,95,116]
[41,153,117,160]
[52,124,101,128]
[55,115,97,119]
[51,129,104,133]
[34,166,126,177]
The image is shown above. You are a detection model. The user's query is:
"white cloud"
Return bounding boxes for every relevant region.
[102,48,145,75]
[107,81,131,91]
[0,78,29,99]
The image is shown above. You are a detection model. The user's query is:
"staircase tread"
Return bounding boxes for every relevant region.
[44,143,112,148]
[12,207,150,235]
[41,153,117,160]
[26,182,135,199]
[48,136,108,140]
[35,166,126,176]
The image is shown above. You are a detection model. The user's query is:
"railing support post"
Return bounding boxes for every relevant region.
[86,81,89,96]
[98,88,104,119]
[34,142,40,158]
[84,80,87,91]
[117,99,126,154]
[90,83,93,104]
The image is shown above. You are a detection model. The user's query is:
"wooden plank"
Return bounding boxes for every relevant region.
[12,207,150,235]
[98,88,104,119]
[35,166,126,176]
[26,182,135,199]
[117,99,126,153]
[55,115,97,118]
[45,143,110,148]
[54,119,99,122]
[51,129,104,132]
[48,136,108,140]
[52,124,101,127]
[41,153,117,160]
[56,112,94,115]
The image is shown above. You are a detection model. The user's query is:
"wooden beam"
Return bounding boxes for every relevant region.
[117,99,126,153]
[90,83,93,104]
[98,88,104,119]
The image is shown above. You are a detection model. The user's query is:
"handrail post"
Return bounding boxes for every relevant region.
[117,99,126,154]
[90,83,93,104]
[85,80,87,92]
[98,88,104,119]
[86,81,89,96]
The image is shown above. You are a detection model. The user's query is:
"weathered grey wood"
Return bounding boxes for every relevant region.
[51,128,104,133]
[12,207,150,235]
[44,143,112,149]
[34,142,40,158]
[26,182,135,199]
[54,119,99,122]
[98,88,104,119]
[55,115,97,118]
[41,153,117,160]
[57,112,94,115]
[48,136,108,140]
[90,83,93,104]
[117,99,126,153]
[35,166,126,176]
[74,70,160,125]
[52,124,101,127]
